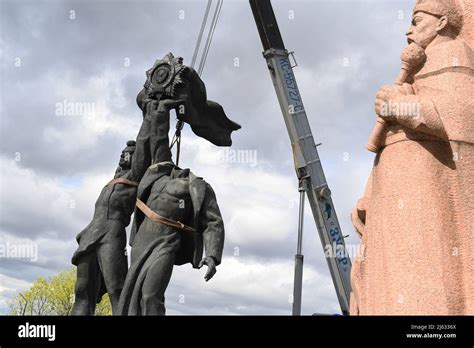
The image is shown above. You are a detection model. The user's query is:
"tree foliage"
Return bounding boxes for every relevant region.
[8,268,112,316]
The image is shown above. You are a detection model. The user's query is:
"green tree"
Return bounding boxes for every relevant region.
[8,268,112,316]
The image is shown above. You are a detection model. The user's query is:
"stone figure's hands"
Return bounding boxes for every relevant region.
[375,84,407,120]
[376,83,422,125]
[375,84,418,122]
[198,256,217,282]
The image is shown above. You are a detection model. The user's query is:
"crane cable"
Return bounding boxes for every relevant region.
[198,0,223,76]
[170,0,223,166]
[191,0,212,69]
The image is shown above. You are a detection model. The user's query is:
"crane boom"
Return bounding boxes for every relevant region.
[250,0,352,315]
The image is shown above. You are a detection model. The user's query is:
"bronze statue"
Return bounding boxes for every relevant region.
[73,53,238,315]
[118,98,225,315]
[71,140,139,315]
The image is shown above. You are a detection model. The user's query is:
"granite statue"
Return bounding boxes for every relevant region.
[350,0,474,315]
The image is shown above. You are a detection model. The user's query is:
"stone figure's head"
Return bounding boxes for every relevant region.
[119,140,136,170]
[407,0,464,49]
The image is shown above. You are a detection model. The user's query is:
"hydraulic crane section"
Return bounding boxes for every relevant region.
[250,0,352,315]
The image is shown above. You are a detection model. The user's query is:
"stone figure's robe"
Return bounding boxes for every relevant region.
[351,38,474,315]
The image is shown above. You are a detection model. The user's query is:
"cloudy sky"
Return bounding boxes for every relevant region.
[0,0,415,315]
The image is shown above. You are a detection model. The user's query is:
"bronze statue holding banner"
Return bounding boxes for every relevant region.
[72,53,240,315]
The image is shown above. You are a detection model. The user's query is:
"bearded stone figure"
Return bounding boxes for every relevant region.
[350,0,474,315]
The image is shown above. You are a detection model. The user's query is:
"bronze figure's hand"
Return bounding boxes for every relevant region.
[158,98,186,113]
[198,256,217,282]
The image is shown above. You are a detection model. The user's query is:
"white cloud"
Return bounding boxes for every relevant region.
[165,256,338,315]
[42,69,141,150]
[0,273,31,314]
[177,137,298,246]
[0,157,83,238]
